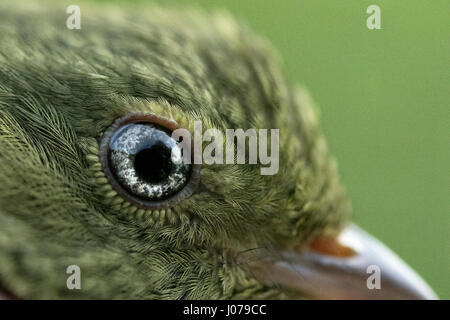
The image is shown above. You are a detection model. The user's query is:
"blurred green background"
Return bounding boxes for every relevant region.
[92,0,449,298]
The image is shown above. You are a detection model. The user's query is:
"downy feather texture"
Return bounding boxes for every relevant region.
[0,1,350,299]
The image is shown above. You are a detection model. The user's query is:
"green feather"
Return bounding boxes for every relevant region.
[0,1,349,299]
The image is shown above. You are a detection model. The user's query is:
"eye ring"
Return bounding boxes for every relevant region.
[99,113,200,210]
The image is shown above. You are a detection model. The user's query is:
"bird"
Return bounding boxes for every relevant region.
[0,1,437,299]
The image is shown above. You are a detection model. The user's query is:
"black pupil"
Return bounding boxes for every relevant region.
[134,143,173,183]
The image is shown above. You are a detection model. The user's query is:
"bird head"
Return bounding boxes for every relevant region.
[0,2,436,299]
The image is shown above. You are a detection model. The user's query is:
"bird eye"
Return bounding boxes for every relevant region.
[99,114,199,209]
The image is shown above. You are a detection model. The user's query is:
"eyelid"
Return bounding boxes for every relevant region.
[98,113,200,210]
